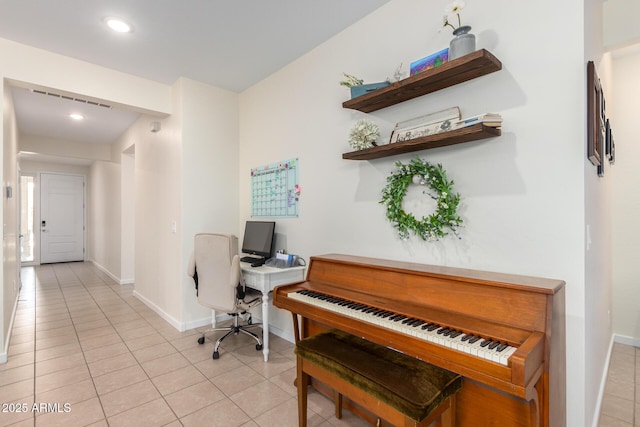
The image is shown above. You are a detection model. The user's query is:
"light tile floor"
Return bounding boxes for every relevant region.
[3,262,637,426]
[598,342,639,426]
[1,262,369,427]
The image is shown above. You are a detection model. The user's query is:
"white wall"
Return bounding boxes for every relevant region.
[0,38,171,116]
[584,1,615,424]
[115,111,184,325]
[178,78,240,327]
[611,46,640,344]
[604,0,640,50]
[121,149,135,284]
[88,160,121,281]
[20,134,111,163]
[1,80,19,363]
[239,0,602,425]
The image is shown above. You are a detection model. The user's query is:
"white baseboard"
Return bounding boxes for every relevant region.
[120,278,134,285]
[613,334,640,347]
[184,316,218,331]
[1,290,21,364]
[267,323,294,343]
[592,335,615,427]
[89,259,122,285]
[132,290,183,331]
[591,333,640,427]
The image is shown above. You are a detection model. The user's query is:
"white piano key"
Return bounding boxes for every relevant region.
[288,290,516,366]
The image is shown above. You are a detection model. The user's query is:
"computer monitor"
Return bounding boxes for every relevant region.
[241,221,275,260]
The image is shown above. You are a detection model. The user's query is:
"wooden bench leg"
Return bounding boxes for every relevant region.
[334,392,343,419]
[297,356,309,427]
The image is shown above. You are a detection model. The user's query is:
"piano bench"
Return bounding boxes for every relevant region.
[295,329,462,427]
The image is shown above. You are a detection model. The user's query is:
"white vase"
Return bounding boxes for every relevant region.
[449,25,476,60]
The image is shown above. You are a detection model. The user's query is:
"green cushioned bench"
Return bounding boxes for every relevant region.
[295,329,462,427]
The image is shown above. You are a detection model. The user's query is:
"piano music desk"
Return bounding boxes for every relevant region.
[240,263,306,361]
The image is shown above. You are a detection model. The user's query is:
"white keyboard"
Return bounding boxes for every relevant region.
[288,289,517,366]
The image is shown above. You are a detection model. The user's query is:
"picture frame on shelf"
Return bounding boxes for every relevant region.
[587,61,604,167]
[388,107,460,144]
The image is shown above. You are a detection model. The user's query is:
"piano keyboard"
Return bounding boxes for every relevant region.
[289,289,517,366]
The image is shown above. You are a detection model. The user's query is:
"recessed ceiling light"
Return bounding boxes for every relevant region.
[69,113,84,121]
[105,17,132,33]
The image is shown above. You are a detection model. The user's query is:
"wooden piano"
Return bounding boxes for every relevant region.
[273,254,566,427]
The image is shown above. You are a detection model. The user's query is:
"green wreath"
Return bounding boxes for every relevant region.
[380,157,462,241]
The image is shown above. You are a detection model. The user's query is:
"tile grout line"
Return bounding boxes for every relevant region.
[62,262,187,424]
[29,270,36,426]
[50,263,111,425]
[18,263,305,426]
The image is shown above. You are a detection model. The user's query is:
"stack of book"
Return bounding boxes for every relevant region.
[453,113,502,130]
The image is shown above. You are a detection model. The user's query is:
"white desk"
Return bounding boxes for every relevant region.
[240,263,306,361]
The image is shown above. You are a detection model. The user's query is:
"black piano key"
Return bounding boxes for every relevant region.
[480,339,492,347]
[427,324,440,331]
[437,327,450,335]
[461,334,472,341]
[488,341,500,350]
[449,330,463,338]
[468,335,481,344]
[496,343,509,352]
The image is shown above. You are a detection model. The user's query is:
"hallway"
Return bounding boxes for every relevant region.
[0,262,367,426]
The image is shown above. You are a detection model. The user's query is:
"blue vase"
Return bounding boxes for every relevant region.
[449,25,476,60]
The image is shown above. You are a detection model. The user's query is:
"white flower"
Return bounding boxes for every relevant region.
[348,119,380,151]
[442,1,466,31]
[445,1,465,15]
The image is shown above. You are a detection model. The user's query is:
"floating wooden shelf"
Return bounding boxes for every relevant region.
[342,124,501,160]
[342,49,502,113]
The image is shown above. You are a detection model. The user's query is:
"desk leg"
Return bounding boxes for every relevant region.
[261,292,270,362]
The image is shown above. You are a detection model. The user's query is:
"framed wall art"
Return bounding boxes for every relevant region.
[606,118,615,164]
[587,61,605,167]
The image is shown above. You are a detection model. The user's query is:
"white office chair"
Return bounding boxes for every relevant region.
[188,233,263,359]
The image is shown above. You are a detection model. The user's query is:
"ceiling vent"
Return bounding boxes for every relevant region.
[31,89,112,109]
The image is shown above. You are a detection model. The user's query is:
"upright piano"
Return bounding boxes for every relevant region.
[273,254,566,426]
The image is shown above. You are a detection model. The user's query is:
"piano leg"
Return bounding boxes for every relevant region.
[297,354,310,427]
[440,395,456,426]
[292,313,301,343]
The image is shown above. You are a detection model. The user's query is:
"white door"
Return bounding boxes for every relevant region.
[40,173,85,263]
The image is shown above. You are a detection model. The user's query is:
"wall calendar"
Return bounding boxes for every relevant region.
[250,158,299,217]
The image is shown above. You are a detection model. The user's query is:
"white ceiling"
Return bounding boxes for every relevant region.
[1,0,391,160]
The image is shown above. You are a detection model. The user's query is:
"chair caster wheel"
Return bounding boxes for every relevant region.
[213,351,220,359]
[197,336,205,345]
[247,318,252,325]
[256,344,263,351]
